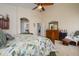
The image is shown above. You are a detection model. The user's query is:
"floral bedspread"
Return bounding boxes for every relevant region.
[0,34,56,56]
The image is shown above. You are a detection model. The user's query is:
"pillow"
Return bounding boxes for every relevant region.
[0,29,7,47]
[5,33,14,40]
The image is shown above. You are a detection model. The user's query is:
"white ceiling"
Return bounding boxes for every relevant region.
[1,3,79,11]
[3,3,37,8]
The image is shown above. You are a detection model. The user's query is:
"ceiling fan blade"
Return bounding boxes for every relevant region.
[41,3,54,6]
[32,6,38,10]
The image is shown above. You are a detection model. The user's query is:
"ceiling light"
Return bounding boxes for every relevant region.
[38,5,42,9]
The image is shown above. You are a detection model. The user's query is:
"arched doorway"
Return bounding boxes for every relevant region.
[20,17,29,33]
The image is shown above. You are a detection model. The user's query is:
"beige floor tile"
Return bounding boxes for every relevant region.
[55,40,79,56]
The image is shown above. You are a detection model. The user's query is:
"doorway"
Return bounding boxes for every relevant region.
[37,23,41,36]
[20,17,29,33]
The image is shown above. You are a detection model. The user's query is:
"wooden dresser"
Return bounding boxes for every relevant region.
[46,30,59,44]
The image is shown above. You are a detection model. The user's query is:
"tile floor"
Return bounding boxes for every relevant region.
[55,40,79,56]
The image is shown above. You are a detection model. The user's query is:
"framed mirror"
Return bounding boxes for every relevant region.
[49,21,58,30]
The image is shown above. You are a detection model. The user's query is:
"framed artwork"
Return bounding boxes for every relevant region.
[0,15,9,29]
[2,19,9,29]
[49,21,58,30]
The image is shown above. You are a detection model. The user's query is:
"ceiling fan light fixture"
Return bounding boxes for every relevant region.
[38,5,42,9]
[33,3,53,12]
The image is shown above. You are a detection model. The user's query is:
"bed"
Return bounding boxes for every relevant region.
[0,30,56,56]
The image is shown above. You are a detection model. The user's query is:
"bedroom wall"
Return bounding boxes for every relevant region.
[16,6,42,35]
[41,3,79,36]
[0,4,41,36]
[0,4,17,36]
[1,3,79,36]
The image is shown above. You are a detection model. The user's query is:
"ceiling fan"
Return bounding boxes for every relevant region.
[32,3,54,12]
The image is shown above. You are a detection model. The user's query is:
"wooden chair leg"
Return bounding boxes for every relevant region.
[69,41,76,46]
[77,41,79,46]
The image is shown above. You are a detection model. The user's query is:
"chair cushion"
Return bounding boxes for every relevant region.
[62,39,71,45]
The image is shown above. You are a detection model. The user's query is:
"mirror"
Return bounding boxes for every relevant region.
[49,21,58,30]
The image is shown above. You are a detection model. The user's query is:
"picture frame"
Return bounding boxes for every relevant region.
[49,21,58,30]
[0,14,9,29]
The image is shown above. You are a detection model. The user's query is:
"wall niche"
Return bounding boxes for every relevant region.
[20,17,29,33]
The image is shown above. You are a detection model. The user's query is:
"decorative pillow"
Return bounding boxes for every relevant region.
[0,29,7,47]
[5,33,14,40]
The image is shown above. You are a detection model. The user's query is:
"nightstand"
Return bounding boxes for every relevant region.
[46,30,59,44]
